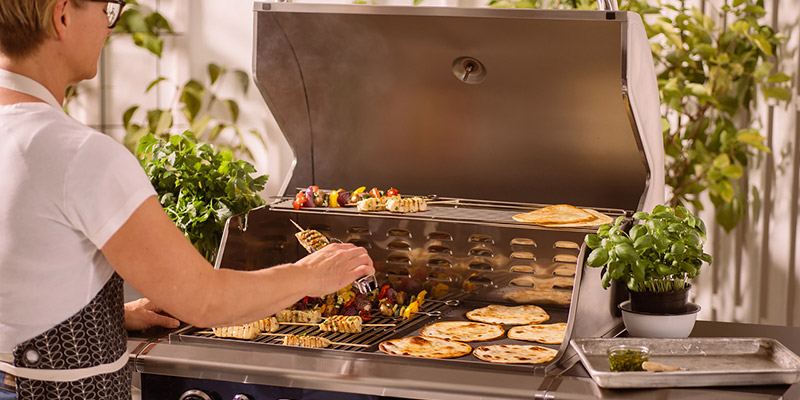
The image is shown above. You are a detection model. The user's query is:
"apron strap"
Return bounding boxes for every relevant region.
[0,350,129,382]
[0,68,63,111]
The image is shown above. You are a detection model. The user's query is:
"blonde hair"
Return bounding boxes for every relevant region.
[0,0,86,59]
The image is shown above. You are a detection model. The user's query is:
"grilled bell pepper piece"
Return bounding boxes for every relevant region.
[401,301,419,319]
[293,192,306,210]
[416,290,428,306]
[329,191,340,208]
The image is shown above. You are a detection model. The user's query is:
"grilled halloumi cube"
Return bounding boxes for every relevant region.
[253,316,280,333]
[275,308,323,323]
[386,197,427,213]
[319,315,362,333]
[212,323,260,340]
[296,230,330,253]
[282,334,331,348]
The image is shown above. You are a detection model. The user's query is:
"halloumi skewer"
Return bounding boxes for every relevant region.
[386,197,427,213]
[274,334,369,348]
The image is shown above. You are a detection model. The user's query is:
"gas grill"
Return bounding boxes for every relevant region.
[131,2,665,399]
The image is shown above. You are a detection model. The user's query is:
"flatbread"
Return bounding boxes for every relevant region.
[513,206,614,228]
[473,344,558,364]
[420,321,505,342]
[379,336,472,359]
[508,323,567,344]
[512,204,594,224]
[466,304,549,325]
[537,208,614,228]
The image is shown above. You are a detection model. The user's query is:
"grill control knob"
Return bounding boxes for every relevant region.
[178,389,217,400]
[232,395,253,400]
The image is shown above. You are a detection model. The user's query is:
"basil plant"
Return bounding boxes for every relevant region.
[584,205,713,293]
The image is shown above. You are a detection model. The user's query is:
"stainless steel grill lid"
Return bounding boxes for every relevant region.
[253,3,664,211]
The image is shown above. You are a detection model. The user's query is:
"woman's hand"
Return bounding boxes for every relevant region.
[124,298,181,331]
[295,243,375,297]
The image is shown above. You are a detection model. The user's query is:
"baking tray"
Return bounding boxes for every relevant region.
[570,337,800,388]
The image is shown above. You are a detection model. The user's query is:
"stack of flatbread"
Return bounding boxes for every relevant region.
[512,204,613,228]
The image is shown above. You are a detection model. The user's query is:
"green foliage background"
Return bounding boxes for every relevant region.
[112,1,269,259]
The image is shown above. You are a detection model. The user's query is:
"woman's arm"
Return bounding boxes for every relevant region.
[102,196,374,328]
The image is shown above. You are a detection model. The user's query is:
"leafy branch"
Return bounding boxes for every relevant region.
[137,132,268,262]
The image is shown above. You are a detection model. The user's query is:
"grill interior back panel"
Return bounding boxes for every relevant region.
[216,199,624,306]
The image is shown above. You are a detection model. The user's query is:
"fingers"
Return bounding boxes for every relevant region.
[124,297,181,330]
[147,312,181,329]
[299,243,375,297]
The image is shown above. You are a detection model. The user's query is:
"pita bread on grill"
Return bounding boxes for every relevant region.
[537,208,614,228]
[466,304,549,325]
[508,323,567,344]
[420,321,505,342]
[379,336,472,359]
[513,206,614,228]
[512,204,594,224]
[503,289,572,306]
[473,344,558,364]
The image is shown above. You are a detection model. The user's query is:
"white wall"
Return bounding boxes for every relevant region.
[89,0,799,325]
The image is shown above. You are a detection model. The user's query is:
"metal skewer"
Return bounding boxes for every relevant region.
[290,219,304,232]
[279,322,396,327]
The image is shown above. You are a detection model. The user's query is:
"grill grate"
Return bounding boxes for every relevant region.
[173,295,458,351]
[271,196,625,231]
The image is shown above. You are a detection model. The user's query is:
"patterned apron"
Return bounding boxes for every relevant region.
[0,68,131,399]
[10,274,130,399]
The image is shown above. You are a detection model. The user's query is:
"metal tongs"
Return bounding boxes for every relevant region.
[290,219,378,294]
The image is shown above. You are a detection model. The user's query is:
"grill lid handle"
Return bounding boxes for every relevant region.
[597,0,619,10]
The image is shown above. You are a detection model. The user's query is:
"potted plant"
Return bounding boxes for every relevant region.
[584,205,713,314]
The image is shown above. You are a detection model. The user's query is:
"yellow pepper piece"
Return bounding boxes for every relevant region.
[416,290,427,306]
[432,283,449,298]
[402,301,419,319]
[329,191,340,208]
[353,186,366,194]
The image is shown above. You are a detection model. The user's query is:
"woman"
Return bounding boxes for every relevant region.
[0,1,375,399]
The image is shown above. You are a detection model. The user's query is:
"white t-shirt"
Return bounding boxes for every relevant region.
[0,102,156,353]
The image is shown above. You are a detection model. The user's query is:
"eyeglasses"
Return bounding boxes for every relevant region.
[89,0,126,29]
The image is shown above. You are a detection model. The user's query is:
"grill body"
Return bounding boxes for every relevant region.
[132,3,664,399]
